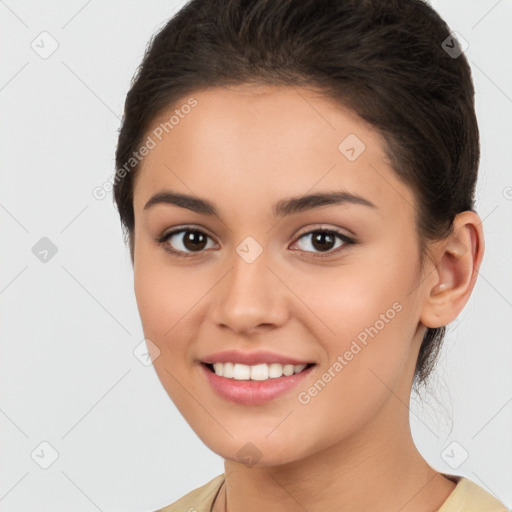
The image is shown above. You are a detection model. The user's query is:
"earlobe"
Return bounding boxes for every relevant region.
[420,211,485,329]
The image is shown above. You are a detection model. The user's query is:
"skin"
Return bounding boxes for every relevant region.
[131,84,484,512]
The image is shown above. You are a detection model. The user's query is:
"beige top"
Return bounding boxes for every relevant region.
[155,473,508,512]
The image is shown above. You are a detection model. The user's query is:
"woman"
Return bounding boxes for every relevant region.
[113,0,508,511]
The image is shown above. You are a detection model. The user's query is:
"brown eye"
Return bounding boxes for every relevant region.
[310,231,337,252]
[292,229,354,256]
[158,228,217,256]
[181,230,208,251]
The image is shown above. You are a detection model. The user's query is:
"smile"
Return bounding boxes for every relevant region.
[206,362,314,380]
[200,362,316,405]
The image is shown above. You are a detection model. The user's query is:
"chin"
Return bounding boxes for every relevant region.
[197,432,311,468]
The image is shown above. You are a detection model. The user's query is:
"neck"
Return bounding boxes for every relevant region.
[217,394,455,512]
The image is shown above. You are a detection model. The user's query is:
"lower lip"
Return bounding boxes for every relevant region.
[200,363,315,405]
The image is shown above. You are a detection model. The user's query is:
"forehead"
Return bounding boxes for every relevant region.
[133,85,415,220]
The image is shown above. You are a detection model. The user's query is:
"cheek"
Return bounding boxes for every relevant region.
[133,262,198,408]
[295,245,419,396]
[134,265,189,344]
[133,234,178,327]
[133,249,218,365]
[291,282,416,451]
[292,243,415,340]
[133,239,181,347]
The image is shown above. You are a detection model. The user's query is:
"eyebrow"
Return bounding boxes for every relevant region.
[143,189,377,218]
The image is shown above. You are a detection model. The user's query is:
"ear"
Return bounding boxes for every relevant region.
[420,211,485,329]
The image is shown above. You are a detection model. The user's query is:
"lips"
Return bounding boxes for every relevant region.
[199,349,317,404]
[200,361,316,405]
[201,349,314,366]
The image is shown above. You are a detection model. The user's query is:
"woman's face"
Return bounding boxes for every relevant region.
[132,84,432,466]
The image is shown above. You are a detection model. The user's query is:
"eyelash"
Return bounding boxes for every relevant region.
[156,226,356,259]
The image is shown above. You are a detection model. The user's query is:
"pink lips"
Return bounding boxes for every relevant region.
[201,349,313,366]
[199,350,316,405]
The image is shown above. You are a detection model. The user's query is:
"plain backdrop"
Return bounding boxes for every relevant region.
[1,1,511,510]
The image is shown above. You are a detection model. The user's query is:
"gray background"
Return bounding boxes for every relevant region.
[1,1,511,510]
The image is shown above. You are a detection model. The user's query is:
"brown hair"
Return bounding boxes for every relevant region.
[113,0,479,387]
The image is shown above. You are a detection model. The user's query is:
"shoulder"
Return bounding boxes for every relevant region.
[438,475,508,512]
[154,474,225,512]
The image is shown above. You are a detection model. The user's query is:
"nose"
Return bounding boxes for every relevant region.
[212,247,289,336]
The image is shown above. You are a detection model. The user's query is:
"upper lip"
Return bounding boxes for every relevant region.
[201,350,314,366]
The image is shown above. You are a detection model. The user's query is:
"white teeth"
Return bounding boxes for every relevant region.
[283,364,294,376]
[233,363,251,380]
[209,362,309,380]
[223,362,234,378]
[213,362,223,376]
[268,363,283,378]
[250,363,268,381]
